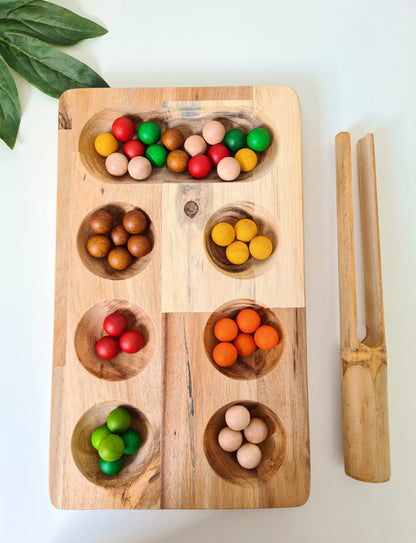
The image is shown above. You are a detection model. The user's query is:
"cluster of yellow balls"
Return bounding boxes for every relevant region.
[211,219,273,265]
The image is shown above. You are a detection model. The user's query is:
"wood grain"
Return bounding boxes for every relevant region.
[49,86,309,509]
[335,132,390,483]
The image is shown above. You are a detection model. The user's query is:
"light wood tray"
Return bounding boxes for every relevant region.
[49,85,310,509]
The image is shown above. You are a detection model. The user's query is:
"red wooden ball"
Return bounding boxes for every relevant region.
[123,139,146,159]
[96,336,120,359]
[207,143,230,167]
[103,312,127,336]
[112,117,135,141]
[119,330,144,354]
[188,154,212,179]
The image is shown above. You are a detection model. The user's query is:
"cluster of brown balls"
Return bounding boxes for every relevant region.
[86,209,152,271]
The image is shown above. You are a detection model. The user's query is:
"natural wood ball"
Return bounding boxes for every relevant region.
[110,224,130,246]
[184,134,207,156]
[122,209,148,234]
[105,152,128,176]
[161,128,185,151]
[127,234,152,258]
[128,156,152,180]
[107,247,132,270]
[167,149,190,173]
[88,210,113,234]
[86,235,112,258]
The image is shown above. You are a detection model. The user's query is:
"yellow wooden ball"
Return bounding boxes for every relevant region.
[249,236,273,260]
[211,222,235,246]
[235,148,258,172]
[226,241,250,265]
[94,132,119,157]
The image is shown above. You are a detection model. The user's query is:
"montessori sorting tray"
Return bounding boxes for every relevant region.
[49,85,310,509]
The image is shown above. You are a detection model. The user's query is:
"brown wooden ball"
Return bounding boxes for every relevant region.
[88,210,113,234]
[122,209,147,234]
[86,235,112,258]
[127,234,152,258]
[161,128,185,151]
[110,224,130,246]
[167,150,190,173]
[107,247,132,270]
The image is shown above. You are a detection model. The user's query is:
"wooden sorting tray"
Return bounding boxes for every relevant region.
[49,85,310,509]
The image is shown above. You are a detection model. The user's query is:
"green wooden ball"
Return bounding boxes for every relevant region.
[246,127,270,152]
[121,428,142,455]
[138,121,161,145]
[146,144,168,167]
[99,456,125,476]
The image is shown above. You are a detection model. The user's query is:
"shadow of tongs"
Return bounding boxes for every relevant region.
[335,132,390,482]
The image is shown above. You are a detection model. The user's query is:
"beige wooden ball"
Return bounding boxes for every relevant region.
[225,404,250,431]
[217,427,243,452]
[236,443,262,469]
[128,156,152,180]
[243,418,268,444]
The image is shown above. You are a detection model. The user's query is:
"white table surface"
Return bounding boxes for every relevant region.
[1,1,415,541]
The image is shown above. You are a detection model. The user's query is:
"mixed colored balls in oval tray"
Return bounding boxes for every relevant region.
[211,308,280,368]
[211,218,273,265]
[93,116,271,182]
[90,407,142,476]
[86,208,152,272]
[217,404,269,470]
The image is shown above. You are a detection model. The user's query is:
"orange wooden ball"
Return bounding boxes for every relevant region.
[254,325,279,350]
[212,342,238,367]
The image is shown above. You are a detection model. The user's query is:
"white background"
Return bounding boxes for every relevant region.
[1,1,415,541]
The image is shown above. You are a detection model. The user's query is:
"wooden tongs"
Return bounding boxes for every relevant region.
[335,132,390,482]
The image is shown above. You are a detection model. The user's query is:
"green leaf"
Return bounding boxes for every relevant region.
[0,32,108,98]
[0,54,20,148]
[0,1,32,18]
[0,0,107,46]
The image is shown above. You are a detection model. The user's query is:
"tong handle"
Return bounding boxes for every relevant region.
[335,132,390,483]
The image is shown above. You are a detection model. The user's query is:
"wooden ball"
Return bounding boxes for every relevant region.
[167,150,190,173]
[161,128,185,151]
[218,427,243,452]
[86,235,112,258]
[127,234,152,258]
[110,224,130,246]
[128,156,152,180]
[202,120,225,145]
[107,247,132,270]
[105,152,128,176]
[184,135,207,156]
[236,443,262,469]
[243,418,268,444]
[225,405,250,431]
[122,209,147,234]
[89,210,113,234]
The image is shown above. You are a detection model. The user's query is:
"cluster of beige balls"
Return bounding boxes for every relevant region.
[218,404,268,469]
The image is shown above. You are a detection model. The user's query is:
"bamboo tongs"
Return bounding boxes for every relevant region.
[335,132,390,482]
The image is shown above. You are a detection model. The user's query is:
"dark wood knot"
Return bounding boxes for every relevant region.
[184,201,199,218]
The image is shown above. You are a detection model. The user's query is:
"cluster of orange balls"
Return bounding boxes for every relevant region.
[212,308,279,368]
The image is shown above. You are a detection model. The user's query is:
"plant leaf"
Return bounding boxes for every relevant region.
[0,32,108,98]
[0,1,32,18]
[0,54,20,148]
[0,0,107,46]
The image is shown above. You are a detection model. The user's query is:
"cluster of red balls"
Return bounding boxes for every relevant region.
[95,312,144,360]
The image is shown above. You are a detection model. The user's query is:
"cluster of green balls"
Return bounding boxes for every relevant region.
[91,407,142,476]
